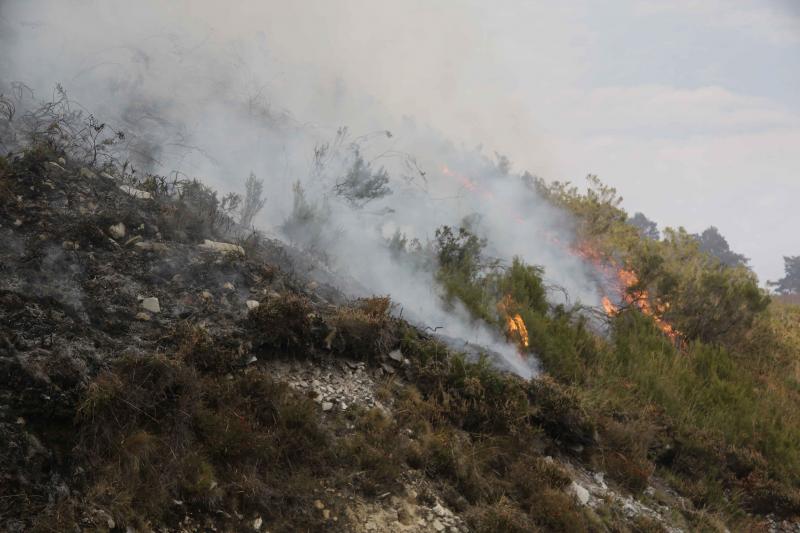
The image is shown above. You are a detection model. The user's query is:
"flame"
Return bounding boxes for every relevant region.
[576,242,681,343]
[498,295,530,350]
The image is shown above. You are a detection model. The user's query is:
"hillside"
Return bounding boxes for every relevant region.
[1,139,799,533]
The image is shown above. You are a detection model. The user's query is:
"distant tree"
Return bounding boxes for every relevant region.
[628,212,660,240]
[694,226,748,268]
[334,150,391,208]
[769,256,800,295]
[239,172,266,228]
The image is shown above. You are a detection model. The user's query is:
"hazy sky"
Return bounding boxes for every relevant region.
[2,0,798,283]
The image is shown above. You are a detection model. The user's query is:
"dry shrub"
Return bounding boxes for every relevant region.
[466,497,539,533]
[248,293,316,356]
[337,407,406,495]
[174,323,237,373]
[527,376,595,450]
[76,354,330,528]
[328,295,397,359]
[597,418,655,494]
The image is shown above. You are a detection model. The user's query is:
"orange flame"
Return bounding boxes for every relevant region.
[576,242,681,343]
[498,295,530,350]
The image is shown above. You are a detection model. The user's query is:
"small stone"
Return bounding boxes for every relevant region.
[134,241,168,252]
[388,349,403,362]
[141,297,160,313]
[246,300,260,310]
[200,290,213,301]
[381,363,395,374]
[120,185,152,199]
[198,239,245,256]
[322,509,330,520]
[252,516,263,530]
[570,481,590,506]
[46,161,66,173]
[433,503,447,517]
[57,157,66,165]
[108,222,126,239]
[321,402,333,411]
[432,519,445,532]
[313,500,325,510]
[340,402,347,411]
[247,356,258,365]
[223,282,235,291]
[79,167,96,179]
[135,312,151,321]
[13,218,22,227]
[100,171,115,181]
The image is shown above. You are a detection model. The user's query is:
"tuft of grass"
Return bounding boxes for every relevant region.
[327,296,397,359]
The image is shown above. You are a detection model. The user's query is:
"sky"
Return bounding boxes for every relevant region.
[1,0,798,284]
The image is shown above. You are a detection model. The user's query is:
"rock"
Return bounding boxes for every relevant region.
[388,349,403,363]
[198,239,245,255]
[323,509,331,520]
[200,290,213,301]
[246,300,260,310]
[252,516,263,530]
[100,171,115,181]
[119,185,152,199]
[134,241,168,252]
[140,297,160,313]
[321,402,333,411]
[432,519,445,532]
[314,500,325,510]
[13,218,22,227]
[381,363,395,374]
[57,157,66,165]
[570,481,591,506]
[135,312,151,321]
[108,222,126,239]
[433,503,447,517]
[247,356,258,365]
[45,161,66,173]
[222,282,235,291]
[79,167,96,179]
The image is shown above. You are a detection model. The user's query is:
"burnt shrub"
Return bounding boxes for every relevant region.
[327,296,397,359]
[247,293,316,356]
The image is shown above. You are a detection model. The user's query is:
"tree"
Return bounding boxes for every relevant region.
[239,172,266,228]
[694,226,748,268]
[769,256,800,295]
[628,212,660,240]
[334,150,391,208]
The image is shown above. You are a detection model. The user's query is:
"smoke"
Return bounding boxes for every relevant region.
[1,0,606,377]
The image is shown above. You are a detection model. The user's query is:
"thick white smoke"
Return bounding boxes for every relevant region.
[1,0,606,377]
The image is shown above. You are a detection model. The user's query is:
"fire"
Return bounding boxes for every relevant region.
[577,242,681,343]
[498,295,530,349]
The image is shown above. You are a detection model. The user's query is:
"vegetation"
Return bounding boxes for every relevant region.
[426,173,800,521]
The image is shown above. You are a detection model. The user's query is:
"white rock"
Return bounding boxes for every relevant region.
[198,239,244,255]
[388,349,403,362]
[120,185,152,199]
[108,222,126,239]
[321,402,333,411]
[246,300,260,310]
[79,167,96,179]
[141,297,160,313]
[45,161,66,173]
[135,312,151,321]
[570,481,591,506]
[252,516,263,530]
[433,503,447,517]
[432,519,445,532]
[134,241,168,252]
